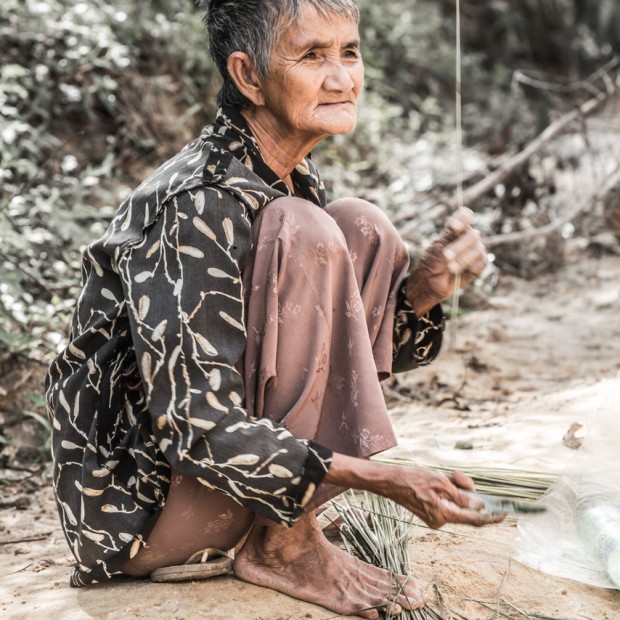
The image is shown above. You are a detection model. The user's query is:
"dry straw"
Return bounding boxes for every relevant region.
[375,458,556,501]
[331,461,556,618]
[332,491,450,619]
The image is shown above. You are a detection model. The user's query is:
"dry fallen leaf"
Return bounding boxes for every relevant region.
[562,422,585,449]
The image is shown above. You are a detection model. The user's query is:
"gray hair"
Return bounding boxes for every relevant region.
[197,0,360,109]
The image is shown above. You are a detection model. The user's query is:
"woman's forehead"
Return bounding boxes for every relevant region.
[277,5,360,52]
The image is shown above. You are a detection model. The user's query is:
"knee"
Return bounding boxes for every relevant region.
[261,196,348,251]
[326,197,405,253]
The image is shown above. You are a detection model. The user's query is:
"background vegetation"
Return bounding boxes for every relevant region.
[0,0,618,457]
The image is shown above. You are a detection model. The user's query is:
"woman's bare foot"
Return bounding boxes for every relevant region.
[233,512,424,619]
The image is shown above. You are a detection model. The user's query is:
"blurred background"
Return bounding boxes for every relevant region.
[0,0,619,461]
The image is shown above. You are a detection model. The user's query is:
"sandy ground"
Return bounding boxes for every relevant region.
[2,247,620,619]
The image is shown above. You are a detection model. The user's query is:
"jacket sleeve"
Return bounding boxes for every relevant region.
[116,188,331,526]
[392,280,445,373]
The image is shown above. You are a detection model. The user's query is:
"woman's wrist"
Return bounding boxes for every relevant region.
[324,452,396,497]
[405,275,439,316]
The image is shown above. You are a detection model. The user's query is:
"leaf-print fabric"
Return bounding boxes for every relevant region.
[45,107,443,587]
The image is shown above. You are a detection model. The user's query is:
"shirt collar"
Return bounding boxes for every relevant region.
[204,106,326,208]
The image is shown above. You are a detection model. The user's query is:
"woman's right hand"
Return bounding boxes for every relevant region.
[323,452,504,529]
[405,207,488,316]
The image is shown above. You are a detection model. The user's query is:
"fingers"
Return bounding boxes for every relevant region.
[439,206,488,280]
[443,227,487,276]
[439,477,509,527]
[403,468,508,530]
[448,470,476,492]
[439,498,507,527]
[444,206,474,238]
[424,470,508,528]
[467,247,489,280]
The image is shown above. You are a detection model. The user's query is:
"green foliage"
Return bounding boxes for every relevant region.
[0,0,217,361]
[24,409,53,460]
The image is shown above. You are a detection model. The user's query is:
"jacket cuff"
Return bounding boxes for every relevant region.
[293,440,333,512]
[392,280,445,373]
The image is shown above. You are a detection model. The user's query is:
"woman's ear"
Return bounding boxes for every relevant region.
[227,52,265,106]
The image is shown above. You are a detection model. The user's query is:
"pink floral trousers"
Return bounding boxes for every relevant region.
[242,196,410,503]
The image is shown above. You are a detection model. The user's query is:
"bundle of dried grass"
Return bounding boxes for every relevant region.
[375,458,556,501]
[332,491,452,620]
[330,461,556,618]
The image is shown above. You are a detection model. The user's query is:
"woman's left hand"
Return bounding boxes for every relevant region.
[405,207,488,315]
[324,453,504,530]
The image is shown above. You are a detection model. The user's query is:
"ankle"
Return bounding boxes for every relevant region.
[241,514,321,562]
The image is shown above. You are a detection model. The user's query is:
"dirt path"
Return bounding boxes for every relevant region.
[2,248,619,619]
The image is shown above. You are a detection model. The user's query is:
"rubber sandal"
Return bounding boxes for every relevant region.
[150,547,233,583]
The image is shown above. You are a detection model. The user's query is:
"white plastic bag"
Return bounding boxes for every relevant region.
[514,374,620,589]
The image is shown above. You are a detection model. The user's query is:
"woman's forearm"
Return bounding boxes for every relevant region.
[323,452,504,530]
[324,452,394,496]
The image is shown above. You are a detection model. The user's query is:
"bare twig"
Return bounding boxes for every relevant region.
[2,562,34,577]
[465,109,612,208]
[500,597,533,618]
[0,464,40,474]
[0,249,60,296]
[512,56,620,99]
[399,62,619,243]
[0,533,52,546]
[483,166,620,247]
[495,559,513,617]
[460,596,514,620]
[483,215,573,247]
[0,497,30,509]
[434,584,455,620]
[450,58,619,211]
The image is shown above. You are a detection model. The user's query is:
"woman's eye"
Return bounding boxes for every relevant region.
[303,51,318,60]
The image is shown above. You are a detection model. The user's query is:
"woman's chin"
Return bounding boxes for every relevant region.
[319,119,358,136]
[311,105,358,136]
[322,125,356,137]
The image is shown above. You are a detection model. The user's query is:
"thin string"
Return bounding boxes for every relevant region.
[455,0,464,212]
[447,0,463,353]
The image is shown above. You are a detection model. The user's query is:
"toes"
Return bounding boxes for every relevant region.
[360,601,400,619]
[364,574,425,613]
[356,588,406,619]
[386,602,402,616]
[396,589,425,611]
[338,552,427,614]
[391,574,425,609]
[354,562,426,610]
[340,583,388,619]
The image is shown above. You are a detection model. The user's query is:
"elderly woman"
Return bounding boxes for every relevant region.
[46,0,500,617]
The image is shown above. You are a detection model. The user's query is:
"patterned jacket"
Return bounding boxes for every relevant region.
[45,108,443,586]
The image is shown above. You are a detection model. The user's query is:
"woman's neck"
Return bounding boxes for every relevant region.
[241,107,324,181]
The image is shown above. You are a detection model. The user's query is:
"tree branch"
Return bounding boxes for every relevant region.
[452,58,619,210]
[484,167,620,247]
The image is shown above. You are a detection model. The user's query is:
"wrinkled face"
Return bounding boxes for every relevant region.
[259,4,364,140]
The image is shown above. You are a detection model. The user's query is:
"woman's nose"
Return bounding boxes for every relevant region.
[323,61,355,92]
